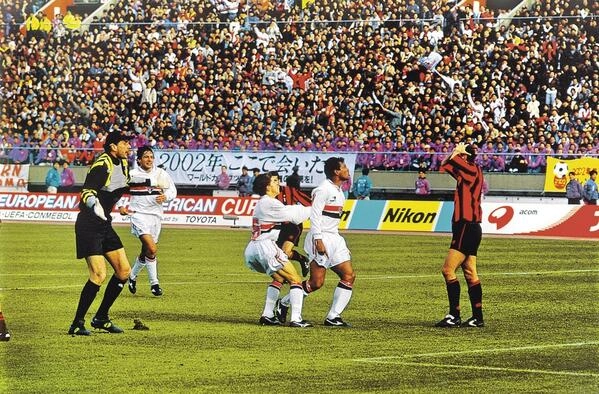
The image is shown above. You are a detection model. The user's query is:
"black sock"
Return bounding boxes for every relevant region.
[468,282,483,321]
[95,275,126,319]
[446,279,461,317]
[74,280,100,323]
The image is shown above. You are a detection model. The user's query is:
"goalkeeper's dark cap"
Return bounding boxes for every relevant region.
[104,131,134,151]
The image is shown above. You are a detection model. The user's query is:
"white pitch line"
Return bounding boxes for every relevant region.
[353,342,599,378]
[354,341,599,361]
[358,269,599,280]
[379,361,599,378]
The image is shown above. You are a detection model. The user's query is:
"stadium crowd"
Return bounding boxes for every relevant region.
[0,0,597,174]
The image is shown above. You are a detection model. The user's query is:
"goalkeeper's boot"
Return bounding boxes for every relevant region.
[275,299,289,324]
[91,316,124,333]
[463,316,484,327]
[68,319,91,336]
[128,278,137,294]
[435,314,461,328]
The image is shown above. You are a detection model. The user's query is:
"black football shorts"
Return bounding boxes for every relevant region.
[450,221,482,256]
[75,213,124,259]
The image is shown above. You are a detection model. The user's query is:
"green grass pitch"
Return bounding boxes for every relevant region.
[0,223,598,393]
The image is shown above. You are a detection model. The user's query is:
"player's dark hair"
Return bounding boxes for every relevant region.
[136,145,154,161]
[286,174,300,189]
[465,144,477,163]
[253,173,272,196]
[324,157,345,179]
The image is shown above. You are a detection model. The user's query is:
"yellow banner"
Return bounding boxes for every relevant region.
[303,199,355,230]
[544,157,599,192]
[378,201,440,231]
[302,0,315,8]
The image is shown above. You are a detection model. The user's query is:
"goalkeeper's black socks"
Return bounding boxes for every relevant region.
[74,280,100,323]
[95,275,126,319]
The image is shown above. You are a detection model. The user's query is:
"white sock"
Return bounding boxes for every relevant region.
[281,281,310,306]
[145,256,158,286]
[326,282,353,320]
[262,282,281,318]
[130,256,145,281]
[289,285,304,322]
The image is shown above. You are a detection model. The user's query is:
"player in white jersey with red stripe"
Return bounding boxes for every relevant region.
[244,172,312,328]
[276,157,356,327]
[124,146,177,297]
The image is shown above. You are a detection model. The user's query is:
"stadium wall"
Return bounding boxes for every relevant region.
[24,165,547,195]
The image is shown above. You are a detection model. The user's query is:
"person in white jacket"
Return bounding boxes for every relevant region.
[124,146,177,296]
[244,172,312,328]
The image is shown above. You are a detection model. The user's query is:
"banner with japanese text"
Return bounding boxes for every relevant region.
[0,164,29,192]
[544,157,599,192]
[153,151,357,188]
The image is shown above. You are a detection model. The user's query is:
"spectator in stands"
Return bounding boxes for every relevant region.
[352,168,373,200]
[60,160,76,193]
[415,170,431,196]
[237,166,251,196]
[0,0,597,178]
[24,12,40,41]
[247,168,259,195]
[38,13,52,40]
[507,149,529,174]
[583,170,598,205]
[216,165,231,190]
[45,160,61,194]
[565,172,583,205]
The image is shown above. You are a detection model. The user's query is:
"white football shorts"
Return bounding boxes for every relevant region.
[130,213,162,243]
[304,231,351,269]
[244,239,289,276]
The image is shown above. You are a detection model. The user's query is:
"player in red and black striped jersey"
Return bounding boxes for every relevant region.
[273,169,311,276]
[436,142,485,328]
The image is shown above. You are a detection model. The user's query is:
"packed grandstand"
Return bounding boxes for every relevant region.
[0,0,597,174]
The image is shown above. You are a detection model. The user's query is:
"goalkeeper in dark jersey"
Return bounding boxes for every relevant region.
[68,132,167,336]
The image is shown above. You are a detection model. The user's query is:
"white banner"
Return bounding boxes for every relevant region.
[153,151,357,188]
[0,164,29,192]
[481,203,579,234]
